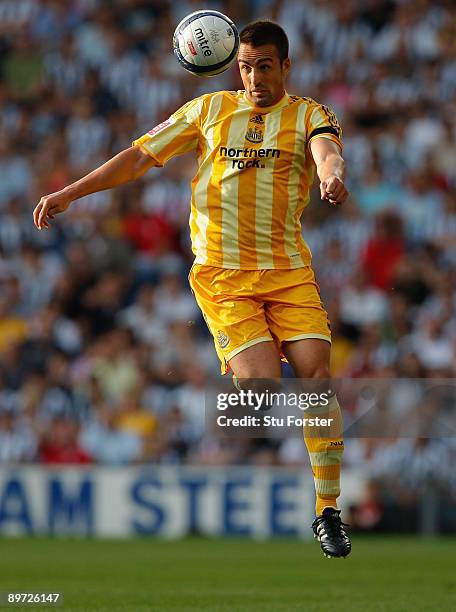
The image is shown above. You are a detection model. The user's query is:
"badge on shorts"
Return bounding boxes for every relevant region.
[217,330,230,349]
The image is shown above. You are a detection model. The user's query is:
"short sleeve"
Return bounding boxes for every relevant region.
[306,102,343,151]
[132,97,204,166]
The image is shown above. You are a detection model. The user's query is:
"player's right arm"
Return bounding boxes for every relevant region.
[33,145,157,230]
[34,95,206,230]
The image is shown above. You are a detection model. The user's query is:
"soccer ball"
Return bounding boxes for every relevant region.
[173,10,240,77]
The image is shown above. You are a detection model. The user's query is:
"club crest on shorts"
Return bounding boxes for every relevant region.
[217,330,230,349]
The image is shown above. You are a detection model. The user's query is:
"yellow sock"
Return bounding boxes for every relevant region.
[303,394,344,516]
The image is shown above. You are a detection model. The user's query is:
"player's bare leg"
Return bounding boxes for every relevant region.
[228,341,282,404]
[228,341,281,379]
[283,338,351,558]
[282,337,331,379]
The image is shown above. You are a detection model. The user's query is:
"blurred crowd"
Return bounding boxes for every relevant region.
[0,0,455,520]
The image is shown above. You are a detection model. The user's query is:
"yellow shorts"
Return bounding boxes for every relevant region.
[189,264,331,374]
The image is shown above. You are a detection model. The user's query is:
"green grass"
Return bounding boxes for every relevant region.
[0,536,455,611]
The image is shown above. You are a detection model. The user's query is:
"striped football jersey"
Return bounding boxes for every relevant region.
[133,90,342,269]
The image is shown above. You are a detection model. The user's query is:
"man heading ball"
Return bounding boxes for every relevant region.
[34,20,351,558]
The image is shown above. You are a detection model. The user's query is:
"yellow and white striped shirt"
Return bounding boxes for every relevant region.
[133,90,342,269]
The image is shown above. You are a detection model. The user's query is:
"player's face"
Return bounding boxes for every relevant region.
[238,43,290,107]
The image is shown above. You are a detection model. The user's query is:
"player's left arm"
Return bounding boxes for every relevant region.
[310,138,348,206]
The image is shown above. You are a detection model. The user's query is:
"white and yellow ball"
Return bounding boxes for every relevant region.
[173,10,240,77]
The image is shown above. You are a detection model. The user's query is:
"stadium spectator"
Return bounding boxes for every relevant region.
[0,405,38,464]
[39,415,92,464]
[79,403,142,465]
[362,211,405,291]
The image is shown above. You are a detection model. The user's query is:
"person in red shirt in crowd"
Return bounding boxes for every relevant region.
[362,211,405,291]
[121,196,175,257]
[40,415,92,464]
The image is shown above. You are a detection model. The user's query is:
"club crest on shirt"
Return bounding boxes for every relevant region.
[245,126,263,143]
[217,330,230,349]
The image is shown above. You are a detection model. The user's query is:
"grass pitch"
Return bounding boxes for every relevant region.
[0,536,454,611]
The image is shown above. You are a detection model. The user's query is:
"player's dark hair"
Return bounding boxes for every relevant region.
[239,20,289,62]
